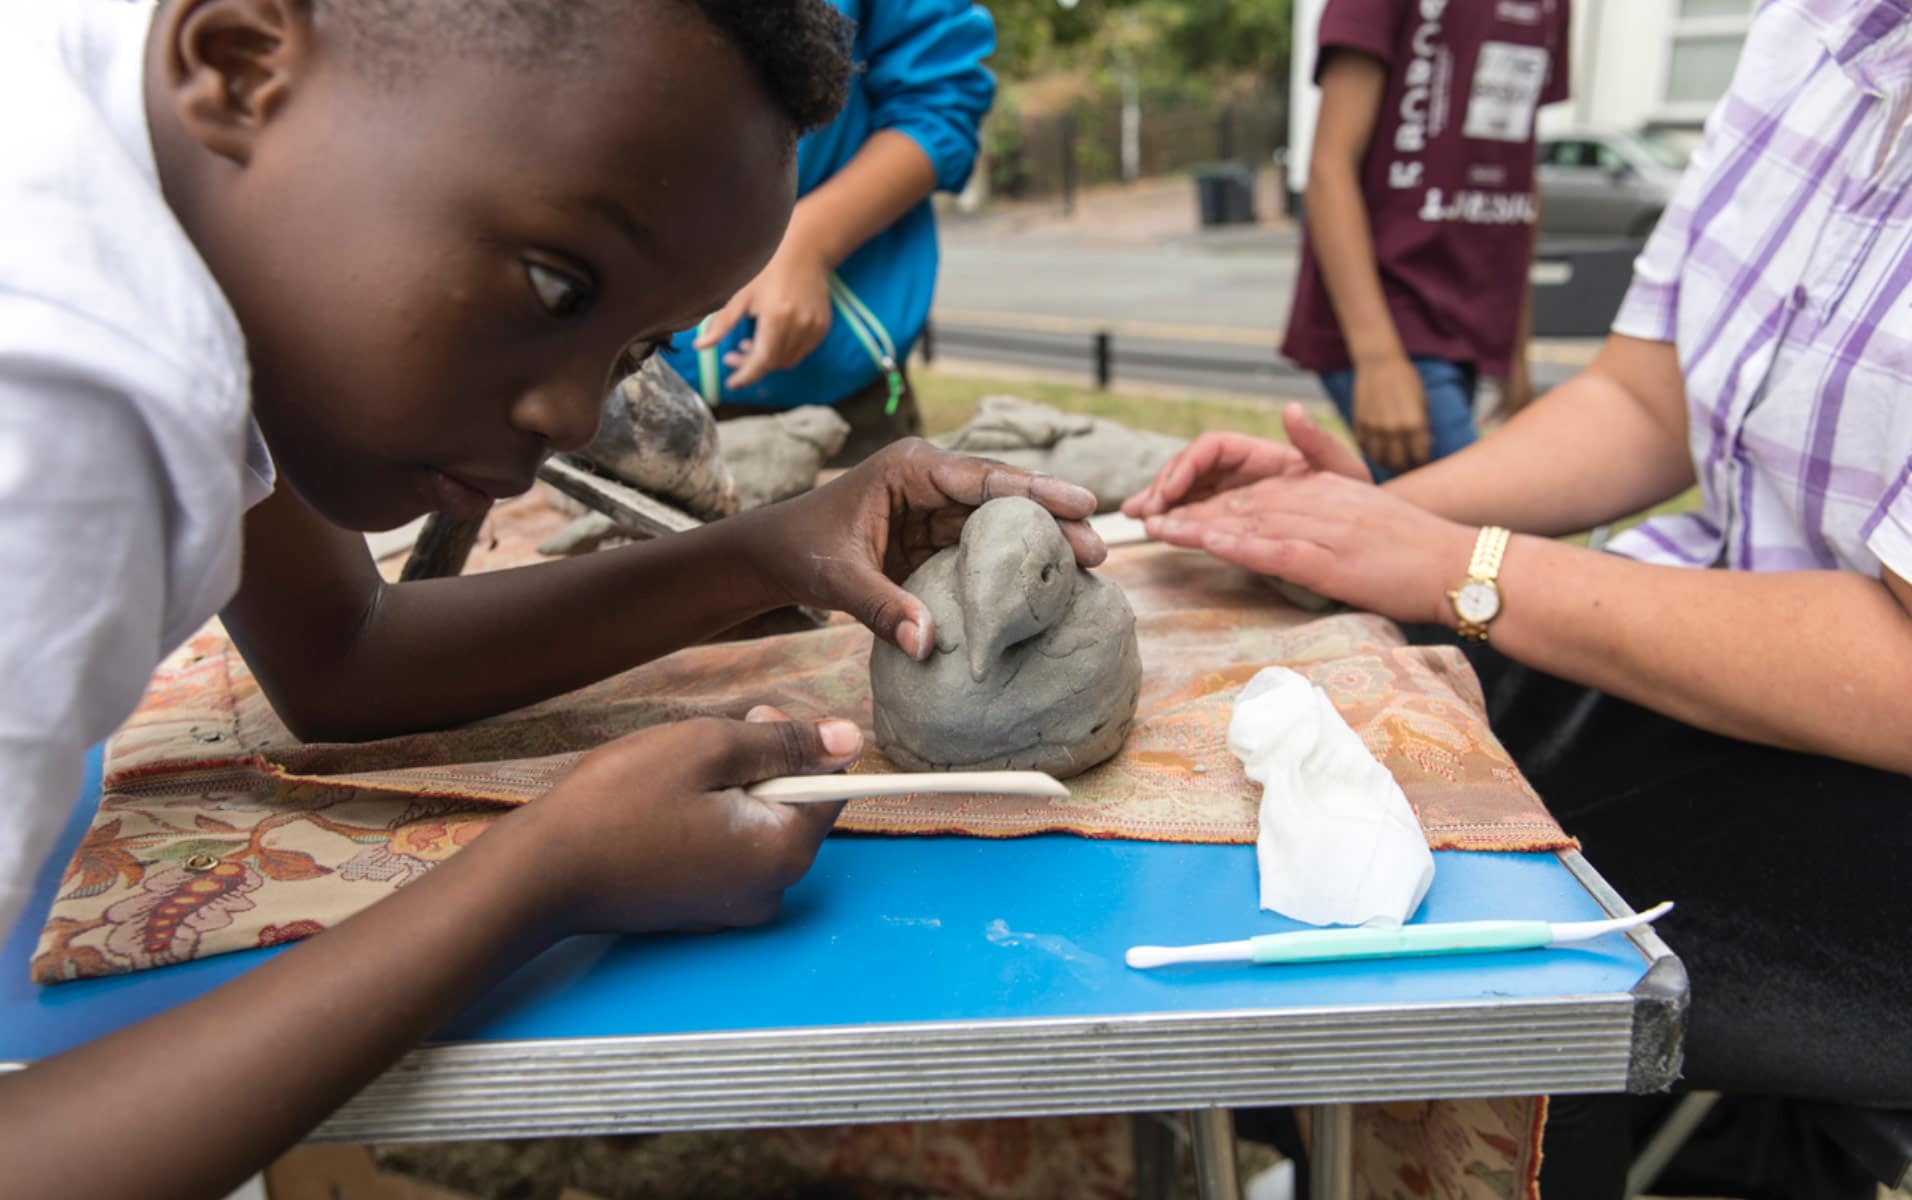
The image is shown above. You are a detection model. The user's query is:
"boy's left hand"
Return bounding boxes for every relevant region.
[752,440,1104,659]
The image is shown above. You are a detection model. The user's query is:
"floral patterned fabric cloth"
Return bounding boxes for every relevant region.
[33,527,1560,1200]
[34,544,1567,983]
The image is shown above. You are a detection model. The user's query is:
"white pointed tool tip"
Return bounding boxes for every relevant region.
[1124,939,1253,969]
[1598,900,1675,934]
[746,770,1069,806]
[1547,900,1677,947]
[1088,512,1151,547]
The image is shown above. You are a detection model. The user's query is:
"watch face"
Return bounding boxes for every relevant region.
[1455,579,1501,624]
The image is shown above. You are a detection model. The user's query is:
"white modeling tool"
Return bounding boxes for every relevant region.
[747,770,1070,806]
[1125,901,1674,969]
[1088,512,1151,547]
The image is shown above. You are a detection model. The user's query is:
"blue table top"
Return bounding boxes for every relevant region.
[1,750,1649,1064]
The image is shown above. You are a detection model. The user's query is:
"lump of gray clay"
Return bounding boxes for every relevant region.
[932,395,1186,513]
[580,358,738,520]
[869,496,1142,779]
[1263,575,1339,613]
[719,407,852,511]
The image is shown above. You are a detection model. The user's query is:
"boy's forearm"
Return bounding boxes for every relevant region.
[227,491,791,741]
[1515,199,1538,360]
[1304,158,1406,365]
[782,130,937,269]
[0,813,562,1200]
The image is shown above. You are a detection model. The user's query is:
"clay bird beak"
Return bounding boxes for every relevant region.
[967,607,1011,683]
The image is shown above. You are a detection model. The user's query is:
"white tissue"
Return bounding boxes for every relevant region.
[1228,667,1434,926]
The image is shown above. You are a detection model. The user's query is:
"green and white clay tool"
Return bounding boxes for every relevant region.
[1087,512,1151,547]
[1125,901,1674,969]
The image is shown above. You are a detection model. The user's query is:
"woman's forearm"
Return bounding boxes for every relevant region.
[1387,334,1697,533]
[1482,536,1912,772]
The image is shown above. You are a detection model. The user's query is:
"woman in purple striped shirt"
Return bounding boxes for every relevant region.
[1129,1,1912,1194]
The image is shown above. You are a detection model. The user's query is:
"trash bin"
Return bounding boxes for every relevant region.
[1193,162,1257,227]
[1529,236,1645,337]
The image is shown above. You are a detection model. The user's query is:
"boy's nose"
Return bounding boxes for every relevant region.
[510,375,604,453]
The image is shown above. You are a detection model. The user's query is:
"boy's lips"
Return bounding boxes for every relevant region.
[428,468,510,519]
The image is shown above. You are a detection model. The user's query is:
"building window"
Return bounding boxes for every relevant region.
[1664,0,1755,119]
[1678,0,1751,16]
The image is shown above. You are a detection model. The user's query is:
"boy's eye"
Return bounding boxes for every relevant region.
[526,262,594,319]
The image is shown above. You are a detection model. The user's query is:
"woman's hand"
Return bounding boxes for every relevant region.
[511,708,860,937]
[1144,470,1473,626]
[695,239,836,391]
[1122,403,1371,518]
[742,440,1104,660]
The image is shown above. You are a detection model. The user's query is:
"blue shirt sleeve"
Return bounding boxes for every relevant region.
[858,0,997,193]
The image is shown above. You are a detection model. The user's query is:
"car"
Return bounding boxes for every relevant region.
[1536,129,1691,239]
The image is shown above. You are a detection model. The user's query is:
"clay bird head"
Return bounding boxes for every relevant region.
[957,497,1077,683]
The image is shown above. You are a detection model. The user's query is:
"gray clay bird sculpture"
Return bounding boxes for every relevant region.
[869,496,1142,779]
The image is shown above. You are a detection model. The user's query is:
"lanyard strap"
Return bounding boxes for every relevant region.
[695,321,723,409]
[695,273,905,416]
[829,273,905,416]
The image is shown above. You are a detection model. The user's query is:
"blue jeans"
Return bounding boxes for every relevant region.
[1319,357,1478,482]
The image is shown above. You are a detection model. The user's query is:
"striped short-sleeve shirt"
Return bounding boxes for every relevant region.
[1608,0,1912,581]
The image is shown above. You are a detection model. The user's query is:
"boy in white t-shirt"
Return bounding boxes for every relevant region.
[0,0,1101,1193]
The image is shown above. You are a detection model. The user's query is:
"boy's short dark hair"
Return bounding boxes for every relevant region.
[319,0,854,134]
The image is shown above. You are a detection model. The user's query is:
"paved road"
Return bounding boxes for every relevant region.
[931,212,1594,397]
[937,222,1302,336]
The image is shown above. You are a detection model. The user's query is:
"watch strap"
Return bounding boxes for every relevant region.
[1469,525,1511,581]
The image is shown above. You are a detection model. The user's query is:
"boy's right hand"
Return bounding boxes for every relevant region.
[1351,354,1431,473]
[508,712,860,937]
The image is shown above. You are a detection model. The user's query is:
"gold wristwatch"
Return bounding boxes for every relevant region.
[1448,525,1511,643]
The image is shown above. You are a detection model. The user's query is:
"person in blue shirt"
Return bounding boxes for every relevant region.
[663,0,995,465]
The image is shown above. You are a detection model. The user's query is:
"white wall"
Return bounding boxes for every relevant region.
[1539,0,1676,137]
[1289,0,1707,194]
[1285,0,1330,192]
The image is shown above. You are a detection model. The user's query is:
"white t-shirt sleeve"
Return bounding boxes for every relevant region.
[0,377,168,942]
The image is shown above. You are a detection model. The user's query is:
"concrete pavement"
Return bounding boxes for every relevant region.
[928,176,1600,397]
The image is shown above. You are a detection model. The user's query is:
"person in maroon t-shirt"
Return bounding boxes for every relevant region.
[1283,0,1570,479]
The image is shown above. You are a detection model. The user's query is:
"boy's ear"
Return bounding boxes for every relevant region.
[161,0,317,165]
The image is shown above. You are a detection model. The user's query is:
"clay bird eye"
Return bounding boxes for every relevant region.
[1040,565,1056,583]
[615,339,663,377]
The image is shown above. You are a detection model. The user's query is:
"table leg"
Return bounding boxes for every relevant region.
[1188,1107,1243,1200]
[1132,1114,1181,1200]
[1306,1103,1353,1200]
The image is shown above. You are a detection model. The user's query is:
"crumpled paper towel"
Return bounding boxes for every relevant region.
[1227,667,1435,926]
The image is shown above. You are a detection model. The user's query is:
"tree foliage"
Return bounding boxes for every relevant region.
[984,0,1294,86]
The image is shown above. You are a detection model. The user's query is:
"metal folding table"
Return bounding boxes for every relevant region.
[1,751,1684,1198]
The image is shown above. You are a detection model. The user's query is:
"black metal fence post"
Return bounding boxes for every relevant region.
[1093,330,1112,389]
[920,319,935,365]
[1060,112,1078,216]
